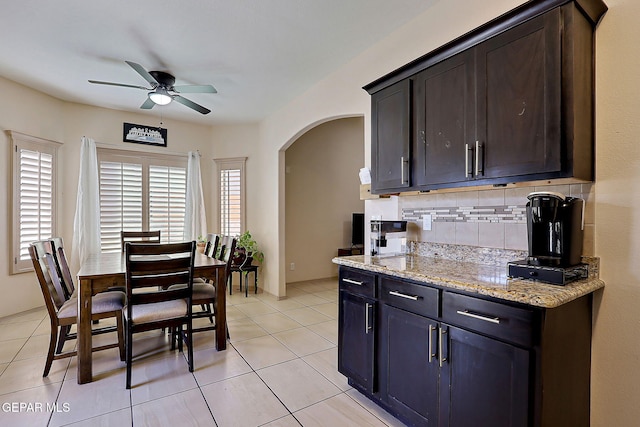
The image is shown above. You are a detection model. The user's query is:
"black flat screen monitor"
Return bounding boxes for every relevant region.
[352,213,364,246]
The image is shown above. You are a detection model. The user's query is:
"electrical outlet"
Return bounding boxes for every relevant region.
[290,263,295,270]
[422,214,432,231]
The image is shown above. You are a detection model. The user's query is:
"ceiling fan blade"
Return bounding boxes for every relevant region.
[140,98,156,110]
[173,95,211,115]
[88,80,150,90]
[172,84,217,94]
[125,61,158,86]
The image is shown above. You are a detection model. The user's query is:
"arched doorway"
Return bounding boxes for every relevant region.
[284,117,364,289]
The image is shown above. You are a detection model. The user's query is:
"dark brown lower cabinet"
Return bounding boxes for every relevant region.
[441,325,530,427]
[379,305,529,427]
[338,290,375,393]
[380,304,439,426]
[338,266,594,427]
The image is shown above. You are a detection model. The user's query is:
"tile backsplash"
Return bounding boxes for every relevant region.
[396,183,595,255]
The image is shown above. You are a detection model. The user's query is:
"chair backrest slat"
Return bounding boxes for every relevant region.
[125,241,196,309]
[217,236,231,261]
[50,238,75,298]
[205,234,220,258]
[121,230,161,252]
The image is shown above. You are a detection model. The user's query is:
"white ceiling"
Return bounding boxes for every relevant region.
[0,0,437,125]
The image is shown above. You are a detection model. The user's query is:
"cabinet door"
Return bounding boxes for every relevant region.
[414,50,475,187]
[338,291,375,392]
[476,9,562,180]
[440,325,530,427]
[371,79,412,193]
[380,304,439,426]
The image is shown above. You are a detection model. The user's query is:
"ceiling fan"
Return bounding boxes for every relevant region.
[88,61,216,114]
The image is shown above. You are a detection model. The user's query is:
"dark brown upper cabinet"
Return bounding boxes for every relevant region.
[365,0,607,194]
[413,50,475,187]
[475,9,562,182]
[370,79,412,193]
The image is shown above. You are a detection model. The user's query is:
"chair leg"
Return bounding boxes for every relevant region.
[43,323,58,377]
[56,325,70,354]
[207,303,214,323]
[187,320,194,372]
[116,313,125,361]
[126,325,133,389]
[177,326,183,352]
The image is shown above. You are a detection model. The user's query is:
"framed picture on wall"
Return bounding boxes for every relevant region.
[123,122,168,147]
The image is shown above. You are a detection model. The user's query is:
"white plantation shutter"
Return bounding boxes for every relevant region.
[220,169,242,236]
[19,150,53,258]
[97,149,187,252]
[215,157,246,236]
[10,132,62,274]
[149,165,186,243]
[99,161,143,252]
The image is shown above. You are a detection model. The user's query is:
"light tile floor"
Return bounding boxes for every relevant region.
[0,278,405,427]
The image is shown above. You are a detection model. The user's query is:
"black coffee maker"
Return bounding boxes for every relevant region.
[526,191,584,266]
[508,191,587,285]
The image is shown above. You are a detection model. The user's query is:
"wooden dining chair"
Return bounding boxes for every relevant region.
[124,241,196,389]
[193,234,220,320]
[28,243,126,377]
[120,230,161,251]
[171,236,235,337]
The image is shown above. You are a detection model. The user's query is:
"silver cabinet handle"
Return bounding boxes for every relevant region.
[475,140,483,176]
[343,278,363,286]
[465,143,470,178]
[365,303,373,334]
[439,327,447,368]
[456,310,500,324]
[389,290,420,301]
[400,156,409,184]
[428,324,437,363]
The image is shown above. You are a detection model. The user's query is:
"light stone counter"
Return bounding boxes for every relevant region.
[332,255,604,308]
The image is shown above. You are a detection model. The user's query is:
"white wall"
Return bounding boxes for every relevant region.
[0,77,66,315]
[208,123,260,235]
[591,0,640,425]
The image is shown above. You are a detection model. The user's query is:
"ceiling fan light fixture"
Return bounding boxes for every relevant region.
[149,88,172,105]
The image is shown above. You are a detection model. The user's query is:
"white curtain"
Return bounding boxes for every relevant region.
[71,136,101,271]
[184,151,207,241]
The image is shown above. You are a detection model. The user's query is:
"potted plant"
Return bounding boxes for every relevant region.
[234,231,264,268]
[196,235,207,254]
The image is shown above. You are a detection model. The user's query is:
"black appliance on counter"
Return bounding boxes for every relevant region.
[508,191,588,285]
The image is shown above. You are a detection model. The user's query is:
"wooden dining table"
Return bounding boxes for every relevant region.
[76,251,227,384]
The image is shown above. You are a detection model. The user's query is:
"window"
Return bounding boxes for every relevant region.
[10,131,62,274]
[98,149,187,252]
[215,157,246,236]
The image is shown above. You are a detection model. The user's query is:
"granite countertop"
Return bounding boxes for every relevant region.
[332,254,604,308]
